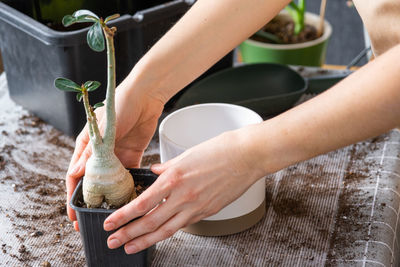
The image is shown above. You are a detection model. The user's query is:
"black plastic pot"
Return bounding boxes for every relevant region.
[0,0,233,136]
[70,168,158,267]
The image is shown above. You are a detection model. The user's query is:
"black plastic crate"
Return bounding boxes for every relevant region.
[0,0,233,136]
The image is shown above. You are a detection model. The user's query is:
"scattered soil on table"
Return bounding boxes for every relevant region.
[251,17,318,44]
[0,113,84,265]
[266,161,337,254]
[272,196,307,217]
[326,137,383,263]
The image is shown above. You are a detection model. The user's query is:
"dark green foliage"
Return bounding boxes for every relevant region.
[84,81,101,92]
[87,22,105,52]
[54,78,81,92]
[61,10,104,52]
[76,92,84,102]
[93,102,105,109]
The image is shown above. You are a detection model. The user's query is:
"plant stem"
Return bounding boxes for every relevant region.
[82,90,102,153]
[285,0,305,35]
[102,25,117,152]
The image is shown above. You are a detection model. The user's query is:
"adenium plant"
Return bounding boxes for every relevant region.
[54,10,136,208]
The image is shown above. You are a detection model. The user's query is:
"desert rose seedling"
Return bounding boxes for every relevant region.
[55,10,136,208]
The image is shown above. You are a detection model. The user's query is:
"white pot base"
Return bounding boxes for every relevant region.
[181,199,266,236]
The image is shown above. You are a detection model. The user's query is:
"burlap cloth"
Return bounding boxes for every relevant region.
[0,72,399,266]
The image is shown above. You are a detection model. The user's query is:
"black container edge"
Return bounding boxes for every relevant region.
[0,0,193,47]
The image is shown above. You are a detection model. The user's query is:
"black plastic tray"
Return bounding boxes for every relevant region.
[174,63,308,116]
[70,168,158,267]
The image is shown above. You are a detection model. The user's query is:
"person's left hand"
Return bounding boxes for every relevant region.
[103,128,265,254]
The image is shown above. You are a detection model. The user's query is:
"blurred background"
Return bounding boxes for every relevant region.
[308,0,366,66]
[0,0,368,75]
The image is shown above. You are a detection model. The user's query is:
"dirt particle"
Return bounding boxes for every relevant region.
[40,261,51,267]
[0,155,5,170]
[30,231,44,237]
[18,244,26,253]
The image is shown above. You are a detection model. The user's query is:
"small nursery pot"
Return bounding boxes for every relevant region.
[71,168,158,267]
[159,103,266,236]
[239,11,332,66]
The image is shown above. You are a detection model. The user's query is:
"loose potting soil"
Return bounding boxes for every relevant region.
[252,17,318,44]
[1,72,400,266]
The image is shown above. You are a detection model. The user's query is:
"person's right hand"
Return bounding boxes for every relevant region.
[65,83,165,230]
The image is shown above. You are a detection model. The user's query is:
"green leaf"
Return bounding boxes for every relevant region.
[105,14,120,23]
[76,92,83,102]
[62,15,76,27]
[93,102,104,109]
[73,10,99,19]
[54,78,81,92]
[87,22,105,52]
[74,14,97,23]
[85,81,101,92]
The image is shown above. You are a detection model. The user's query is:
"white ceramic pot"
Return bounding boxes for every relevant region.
[159,103,265,236]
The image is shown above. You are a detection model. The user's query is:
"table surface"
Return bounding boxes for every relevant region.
[0,71,399,267]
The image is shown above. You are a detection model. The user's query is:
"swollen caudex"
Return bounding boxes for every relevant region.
[83,154,136,208]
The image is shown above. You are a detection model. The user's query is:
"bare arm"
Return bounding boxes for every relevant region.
[119,0,291,103]
[245,44,400,174]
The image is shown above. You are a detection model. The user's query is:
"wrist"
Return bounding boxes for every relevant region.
[119,57,173,107]
[234,119,300,177]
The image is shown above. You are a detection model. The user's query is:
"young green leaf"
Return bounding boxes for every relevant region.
[85,81,101,92]
[105,14,120,23]
[74,14,97,23]
[62,15,76,27]
[73,10,99,19]
[54,78,81,92]
[76,92,83,102]
[87,22,105,52]
[93,102,105,109]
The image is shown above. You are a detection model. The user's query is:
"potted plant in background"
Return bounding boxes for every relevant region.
[239,0,331,66]
[54,10,157,266]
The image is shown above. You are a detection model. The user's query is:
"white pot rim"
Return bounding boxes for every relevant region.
[244,11,332,50]
[159,103,262,150]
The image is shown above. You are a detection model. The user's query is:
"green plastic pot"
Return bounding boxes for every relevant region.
[239,12,332,66]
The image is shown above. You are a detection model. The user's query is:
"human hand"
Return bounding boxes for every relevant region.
[103,128,265,254]
[65,85,164,230]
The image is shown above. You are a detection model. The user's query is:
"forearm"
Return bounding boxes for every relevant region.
[243,44,400,175]
[120,0,289,103]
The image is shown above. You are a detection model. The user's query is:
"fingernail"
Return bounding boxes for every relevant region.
[104,222,115,231]
[125,244,138,254]
[151,164,161,171]
[108,238,121,249]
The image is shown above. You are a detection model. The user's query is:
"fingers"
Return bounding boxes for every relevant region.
[123,212,192,254]
[68,125,90,172]
[103,174,171,231]
[73,221,80,232]
[66,126,92,222]
[106,195,179,249]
